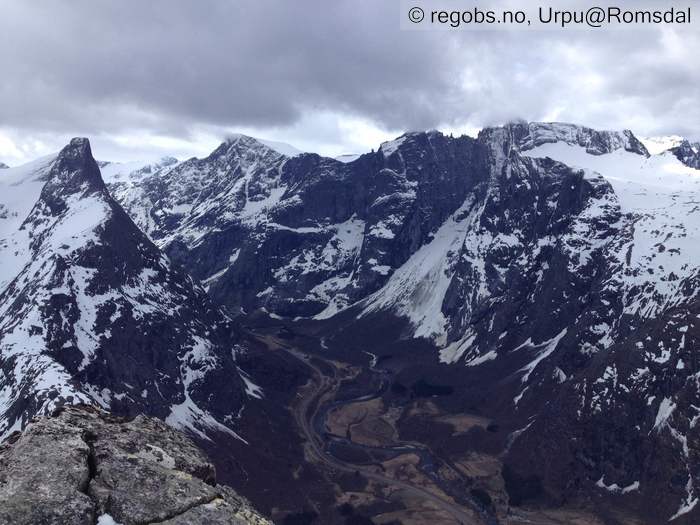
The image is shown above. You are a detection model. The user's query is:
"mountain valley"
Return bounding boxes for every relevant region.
[2,122,700,524]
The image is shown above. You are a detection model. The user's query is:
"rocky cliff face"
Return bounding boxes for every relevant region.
[509,120,649,156]
[107,131,492,318]
[104,122,652,325]
[0,139,254,443]
[5,123,697,521]
[0,405,270,525]
[670,139,700,169]
[105,121,700,522]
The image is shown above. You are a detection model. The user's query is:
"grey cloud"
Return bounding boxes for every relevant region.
[0,1,459,131]
[0,0,698,156]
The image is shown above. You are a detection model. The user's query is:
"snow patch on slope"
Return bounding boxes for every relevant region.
[641,136,685,155]
[361,198,477,344]
[524,143,700,319]
[380,136,406,157]
[516,329,568,384]
[225,133,303,157]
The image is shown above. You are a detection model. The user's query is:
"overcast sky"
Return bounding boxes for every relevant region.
[0,0,698,164]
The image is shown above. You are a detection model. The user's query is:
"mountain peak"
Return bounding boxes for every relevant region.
[222,133,263,146]
[216,133,303,158]
[207,134,279,162]
[0,162,8,169]
[68,136,90,148]
[17,137,108,220]
[489,121,650,156]
[379,130,444,157]
[49,137,105,192]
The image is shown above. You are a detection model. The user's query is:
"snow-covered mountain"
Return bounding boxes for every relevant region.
[670,139,700,170]
[641,135,686,155]
[0,138,254,442]
[105,132,493,319]
[103,122,700,522]
[641,135,700,169]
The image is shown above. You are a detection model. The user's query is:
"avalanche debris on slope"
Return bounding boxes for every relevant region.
[105,130,489,321]
[361,197,479,346]
[65,122,700,522]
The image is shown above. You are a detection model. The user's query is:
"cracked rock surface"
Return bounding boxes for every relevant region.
[0,406,271,525]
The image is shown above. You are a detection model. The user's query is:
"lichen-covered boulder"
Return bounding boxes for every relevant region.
[0,405,271,525]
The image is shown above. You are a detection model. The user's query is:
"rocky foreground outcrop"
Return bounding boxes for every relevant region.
[0,405,271,525]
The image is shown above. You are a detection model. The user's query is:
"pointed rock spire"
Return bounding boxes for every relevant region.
[48,137,105,192]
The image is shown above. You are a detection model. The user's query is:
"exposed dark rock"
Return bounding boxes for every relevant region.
[0,138,250,444]
[5,121,700,522]
[670,139,700,169]
[101,121,700,522]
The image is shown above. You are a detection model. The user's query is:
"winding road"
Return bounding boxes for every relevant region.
[266,337,487,525]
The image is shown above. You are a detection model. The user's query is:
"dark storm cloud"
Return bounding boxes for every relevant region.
[0,0,465,133]
[0,0,698,154]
